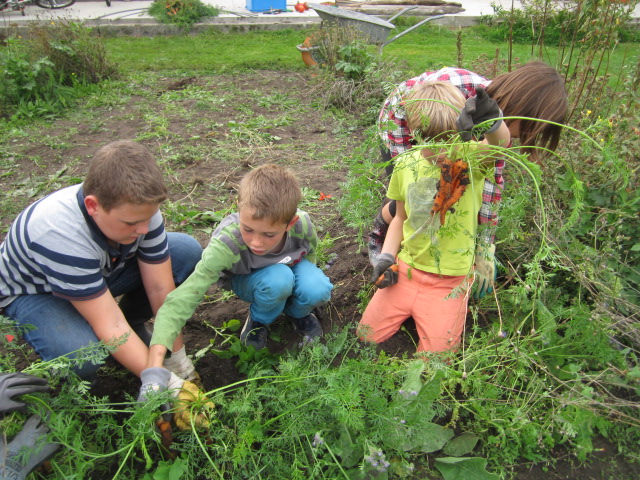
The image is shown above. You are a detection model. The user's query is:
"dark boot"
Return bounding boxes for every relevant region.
[367,210,389,266]
[119,287,154,346]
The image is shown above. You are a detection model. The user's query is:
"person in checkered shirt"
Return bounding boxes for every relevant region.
[370,61,567,299]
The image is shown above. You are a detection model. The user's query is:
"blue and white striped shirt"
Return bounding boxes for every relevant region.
[0,184,169,307]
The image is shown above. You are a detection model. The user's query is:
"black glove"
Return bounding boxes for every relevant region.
[371,253,398,289]
[0,415,60,480]
[0,373,50,414]
[456,86,503,141]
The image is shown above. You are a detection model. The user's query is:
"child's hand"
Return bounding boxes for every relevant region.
[456,87,503,141]
[473,243,497,299]
[371,253,399,289]
[137,367,172,404]
[163,346,200,385]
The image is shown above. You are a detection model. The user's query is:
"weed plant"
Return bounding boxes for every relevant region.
[148,0,220,31]
[26,21,118,85]
[0,21,117,121]
[305,25,410,118]
[476,0,640,45]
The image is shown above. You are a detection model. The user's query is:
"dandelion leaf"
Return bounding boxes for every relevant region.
[442,432,480,456]
[435,456,499,480]
[404,420,454,453]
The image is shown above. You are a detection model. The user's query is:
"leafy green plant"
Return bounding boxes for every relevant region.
[334,41,377,81]
[304,25,410,117]
[477,0,640,46]
[0,21,117,120]
[186,329,501,479]
[162,201,226,235]
[148,0,220,30]
[27,20,118,85]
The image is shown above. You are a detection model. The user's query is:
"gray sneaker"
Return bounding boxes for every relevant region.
[290,312,323,341]
[240,315,268,350]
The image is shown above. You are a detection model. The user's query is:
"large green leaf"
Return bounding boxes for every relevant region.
[435,457,499,480]
[442,432,480,456]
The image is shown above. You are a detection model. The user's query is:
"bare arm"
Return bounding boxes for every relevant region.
[138,257,186,358]
[71,294,149,377]
[482,120,511,150]
[139,257,175,314]
[381,200,407,258]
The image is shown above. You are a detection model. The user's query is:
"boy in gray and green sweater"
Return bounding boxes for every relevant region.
[138,164,333,401]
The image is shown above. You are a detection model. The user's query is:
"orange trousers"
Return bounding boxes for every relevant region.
[358,259,472,352]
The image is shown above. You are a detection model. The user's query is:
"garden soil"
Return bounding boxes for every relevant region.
[1,71,636,479]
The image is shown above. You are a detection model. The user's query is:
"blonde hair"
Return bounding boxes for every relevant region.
[83,140,167,211]
[237,164,301,224]
[405,81,466,141]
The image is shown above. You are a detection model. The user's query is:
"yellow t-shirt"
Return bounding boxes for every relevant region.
[387,146,492,276]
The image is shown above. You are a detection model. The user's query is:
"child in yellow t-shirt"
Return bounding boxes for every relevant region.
[358,82,510,354]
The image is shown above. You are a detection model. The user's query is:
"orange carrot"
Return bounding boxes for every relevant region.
[431,158,470,226]
[375,264,399,286]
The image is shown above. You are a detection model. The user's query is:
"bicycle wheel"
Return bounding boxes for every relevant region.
[34,0,76,9]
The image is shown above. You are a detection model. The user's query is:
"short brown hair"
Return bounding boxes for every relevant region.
[237,164,301,225]
[83,140,168,211]
[486,61,567,152]
[405,82,465,141]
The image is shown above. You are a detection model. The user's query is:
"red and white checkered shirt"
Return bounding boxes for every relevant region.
[378,67,504,241]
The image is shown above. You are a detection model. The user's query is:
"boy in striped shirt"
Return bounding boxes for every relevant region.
[0,141,202,387]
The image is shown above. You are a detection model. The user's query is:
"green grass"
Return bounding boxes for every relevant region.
[104,24,640,77]
[105,29,310,73]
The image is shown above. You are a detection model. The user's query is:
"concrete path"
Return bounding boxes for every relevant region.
[1,0,638,29]
[0,0,525,24]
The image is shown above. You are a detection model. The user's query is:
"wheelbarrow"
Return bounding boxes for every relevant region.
[306,3,444,53]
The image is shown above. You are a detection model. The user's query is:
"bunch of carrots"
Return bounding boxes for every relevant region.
[431,157,470,226]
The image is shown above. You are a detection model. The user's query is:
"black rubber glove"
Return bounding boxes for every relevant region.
[456,86,503,141]
[0,373,50,414]
[371,253,398,289]
[0,415,60,480]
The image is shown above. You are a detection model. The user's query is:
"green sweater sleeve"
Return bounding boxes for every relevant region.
[301,211,318,265]
[150,238,239,350]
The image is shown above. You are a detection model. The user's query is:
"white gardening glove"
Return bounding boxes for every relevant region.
[168,372,185,395]
[163,346,200,384]
[473,243,497,299]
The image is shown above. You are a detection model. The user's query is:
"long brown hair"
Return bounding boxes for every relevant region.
[486,61,567,154]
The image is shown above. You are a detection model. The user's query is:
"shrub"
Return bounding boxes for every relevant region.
[27,20,118,85]
[0,21,118,120]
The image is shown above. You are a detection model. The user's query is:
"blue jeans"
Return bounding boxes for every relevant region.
[231,259,333,326]
[4,233,202,379]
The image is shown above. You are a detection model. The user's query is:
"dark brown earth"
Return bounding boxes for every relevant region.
[1,70,636,479]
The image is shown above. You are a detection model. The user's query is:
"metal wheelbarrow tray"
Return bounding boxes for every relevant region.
[307,2,444,50]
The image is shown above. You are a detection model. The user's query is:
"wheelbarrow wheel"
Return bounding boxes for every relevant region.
[105,0,111,5]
